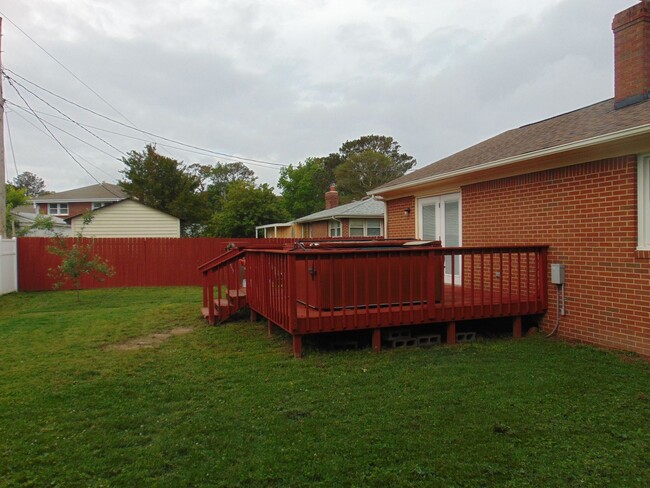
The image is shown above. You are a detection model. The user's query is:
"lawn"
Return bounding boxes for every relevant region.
[0,287,648,487]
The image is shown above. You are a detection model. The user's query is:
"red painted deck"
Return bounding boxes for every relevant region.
[199,240,549,356]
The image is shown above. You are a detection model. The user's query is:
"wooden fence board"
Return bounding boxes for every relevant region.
[16,237,294,291]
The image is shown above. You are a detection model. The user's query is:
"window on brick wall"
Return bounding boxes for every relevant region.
[639,154,650,250]
[328,220,341,237]
[48,203,69,216]
[349,218,384,237]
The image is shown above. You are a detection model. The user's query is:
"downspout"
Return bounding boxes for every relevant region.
[331,217,343,237]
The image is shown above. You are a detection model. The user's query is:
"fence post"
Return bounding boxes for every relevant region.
[0,238,18,295]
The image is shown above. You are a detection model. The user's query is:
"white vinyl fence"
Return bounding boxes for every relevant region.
[0,239,18,295]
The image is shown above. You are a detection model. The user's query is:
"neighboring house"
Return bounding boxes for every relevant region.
[294,185,385,238]
[32,182,127,219]
[66,199,181,238]
[369,1,650,356]
[10,206,71,237]
[255,222,299,238]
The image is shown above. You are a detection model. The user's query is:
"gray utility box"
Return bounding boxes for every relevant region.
[551,264,565,285]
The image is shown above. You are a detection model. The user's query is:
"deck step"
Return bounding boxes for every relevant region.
[228,288,247,298]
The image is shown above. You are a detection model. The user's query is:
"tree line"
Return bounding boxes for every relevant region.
[7,135,416,237]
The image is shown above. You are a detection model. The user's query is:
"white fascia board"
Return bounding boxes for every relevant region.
[33,197,124,204]
[369,123,650,196]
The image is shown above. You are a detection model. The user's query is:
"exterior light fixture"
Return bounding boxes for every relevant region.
[404,207,411,216]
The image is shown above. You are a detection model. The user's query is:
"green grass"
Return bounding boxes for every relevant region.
[0,287,648,487]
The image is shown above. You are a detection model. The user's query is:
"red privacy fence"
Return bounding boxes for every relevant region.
[16,237,295,292]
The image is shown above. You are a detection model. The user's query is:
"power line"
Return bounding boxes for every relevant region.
[0,9,136,127]
[3,71,127,156]
[3,68,287,169]
[8,108,119,180]
[6,77,123,197]
[6,99,286,171]
[4,110,20,178]
[8,105,122,161]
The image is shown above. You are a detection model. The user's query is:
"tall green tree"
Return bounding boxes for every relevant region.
[277,135,415,209]
[119,145,207,235]
[189,162,256,212]
[277,158,329,218]
[209,181,289,237]
[334,150,404,201]
[12,171,47,197]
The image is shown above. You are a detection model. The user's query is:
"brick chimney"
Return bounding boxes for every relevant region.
[613,1,650,108]
[325,184,339,209]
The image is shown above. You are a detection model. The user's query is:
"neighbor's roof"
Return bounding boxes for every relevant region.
[10,210,68,226]
[371,97,650,194]
[295,198,385,223]
[32,183,127,203]
[64,198,179,222]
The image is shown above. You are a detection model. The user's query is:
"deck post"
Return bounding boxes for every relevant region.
[513,316,522,338]
[293,335,303,358]
[268,319,273,336]
[447,321,457,344]
[250,309,258,322]
[372,328,381,353]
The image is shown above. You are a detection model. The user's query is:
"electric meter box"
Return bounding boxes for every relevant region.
[551,264,565,285]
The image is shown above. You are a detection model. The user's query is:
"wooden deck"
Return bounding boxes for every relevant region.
[200,241,549,357]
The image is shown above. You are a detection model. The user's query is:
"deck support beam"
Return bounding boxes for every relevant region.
[372,329,381,353]
[447,322,457,344]
[293,335,302,358]
[513,316,522,338]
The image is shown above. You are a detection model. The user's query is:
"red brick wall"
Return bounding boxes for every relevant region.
[463,155,650,356]
[37,202,93,217]
[613,1,650,104]
[386,196,416,238]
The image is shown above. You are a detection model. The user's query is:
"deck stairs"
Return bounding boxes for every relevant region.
[199,248,248,325]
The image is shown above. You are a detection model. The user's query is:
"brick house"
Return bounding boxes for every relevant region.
[294,185,385,238]
[370,1,650,356]
[32,183,127,219]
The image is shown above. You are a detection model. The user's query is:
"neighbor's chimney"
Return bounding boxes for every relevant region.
[325,184,339,209]
[613,1,650,108]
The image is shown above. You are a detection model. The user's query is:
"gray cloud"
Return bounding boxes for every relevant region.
[1,0,633,192]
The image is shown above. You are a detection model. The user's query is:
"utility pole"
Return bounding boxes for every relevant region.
[0,17,6,239]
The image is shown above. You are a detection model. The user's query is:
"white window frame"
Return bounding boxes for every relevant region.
[92,202,106,210]
[638,154,650,250]
[349,218,384,237]
[328,220,342,237]
[48,203,69,216]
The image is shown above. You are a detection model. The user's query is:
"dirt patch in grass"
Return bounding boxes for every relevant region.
[104,327,195,351]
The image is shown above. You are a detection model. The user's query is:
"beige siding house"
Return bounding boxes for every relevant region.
[69,199,180,237]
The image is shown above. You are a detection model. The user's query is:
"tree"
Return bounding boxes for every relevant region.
[5,185,28,237]
[119,145,207,235]
[335,135,416,199]
[334,151,405,201]
[338,135,416,174]
[209,181,289,237]
[277,158,329,218]
[189,161,256,212]
[47,213,115,300]
[277,135,416,208]
[12,171,47,197]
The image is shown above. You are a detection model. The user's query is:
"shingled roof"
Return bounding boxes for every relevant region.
[371,97,650,193]
[32,183,127,202]
[295,198,385,223]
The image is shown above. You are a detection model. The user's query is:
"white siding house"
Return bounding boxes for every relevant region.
[69,199,180,237]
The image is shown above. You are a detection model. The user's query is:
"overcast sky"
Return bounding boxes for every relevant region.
[0,0,635,192]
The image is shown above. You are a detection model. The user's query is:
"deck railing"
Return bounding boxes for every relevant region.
[243,245,548,334]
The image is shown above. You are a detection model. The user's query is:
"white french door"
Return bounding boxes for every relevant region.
[418,194,461,283]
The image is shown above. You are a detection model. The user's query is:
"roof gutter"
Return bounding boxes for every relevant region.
[368,123,650,196]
